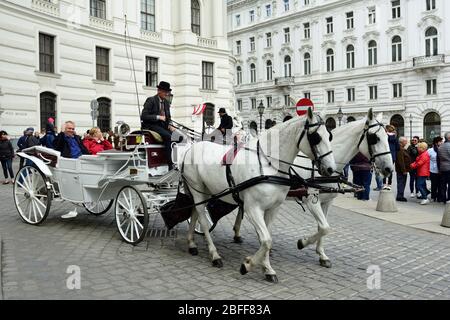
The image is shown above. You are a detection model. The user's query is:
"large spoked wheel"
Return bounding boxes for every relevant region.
[83,200,114,216]
[13,166,52,225]
[115,186,148,245]
[188,207,216,235]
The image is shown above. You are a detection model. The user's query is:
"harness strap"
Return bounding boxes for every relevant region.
[225,164,244,207]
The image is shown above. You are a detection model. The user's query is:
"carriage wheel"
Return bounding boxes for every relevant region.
[83,200,114,216]
[115,186,148,245]
[188,207,216,235]
[13,166,52,225]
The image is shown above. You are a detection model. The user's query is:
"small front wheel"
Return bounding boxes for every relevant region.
[115,186,148,245]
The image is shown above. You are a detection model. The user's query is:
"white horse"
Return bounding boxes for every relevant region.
[231,108,394,268]
[179,108,336,282]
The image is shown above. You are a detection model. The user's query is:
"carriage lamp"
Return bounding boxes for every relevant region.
[409,113,412,139]
[337,107,344,127]
[115,121,130,138]
[258,100,265,132]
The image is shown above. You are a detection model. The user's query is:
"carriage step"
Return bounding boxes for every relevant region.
[147,228,177,239]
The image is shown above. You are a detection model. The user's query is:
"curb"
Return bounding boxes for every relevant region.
[0,234,3,300]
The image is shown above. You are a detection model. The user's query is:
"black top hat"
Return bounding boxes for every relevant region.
[218,108,227,114]
[157,81,172,92]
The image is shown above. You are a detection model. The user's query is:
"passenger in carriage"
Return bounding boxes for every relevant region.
[83,127,113,155]
[141,81,176,170]
[54,121,89,159]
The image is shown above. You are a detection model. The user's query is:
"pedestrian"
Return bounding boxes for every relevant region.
[40,118,57,149]
[438,132,450,204]
[428,136,443,202]
[350,152,372,201]
[395,137,412,202]
[410,142,431,205]
[83,127,113,155]
[0,130,15,184]
[16,130,27,169]
[407,136,420,198]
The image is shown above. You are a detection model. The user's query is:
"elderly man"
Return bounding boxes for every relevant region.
[141,81,176,169]
[439,132,450,204]
[395,137,411,202]
[54,121,89,159]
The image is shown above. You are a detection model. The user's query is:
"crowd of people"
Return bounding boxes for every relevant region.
[0,117,116,185]
[349,125,450,206]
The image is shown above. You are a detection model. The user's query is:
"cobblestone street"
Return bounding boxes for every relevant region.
[0,179,449,300]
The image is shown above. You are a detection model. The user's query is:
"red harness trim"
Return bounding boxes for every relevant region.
[222,143,244,166]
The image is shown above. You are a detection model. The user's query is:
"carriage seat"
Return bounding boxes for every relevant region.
[22,146,60,167]
[127,130,164,145]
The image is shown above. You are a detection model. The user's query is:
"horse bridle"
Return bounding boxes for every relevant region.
[357,120,391,163]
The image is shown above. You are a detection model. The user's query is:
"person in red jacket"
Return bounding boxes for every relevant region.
[83,127,113,155]
[410,142,431,205]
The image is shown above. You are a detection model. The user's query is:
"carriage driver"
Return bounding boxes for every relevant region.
[141,81,176,170]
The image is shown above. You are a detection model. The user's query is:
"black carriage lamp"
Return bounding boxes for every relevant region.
[337,106,344,127]
[258,100,265,131]
[409,113,413,139]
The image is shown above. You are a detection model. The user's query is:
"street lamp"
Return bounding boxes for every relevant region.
[409,113,412,139]
[337,107,344,127]
[257,100,265,132]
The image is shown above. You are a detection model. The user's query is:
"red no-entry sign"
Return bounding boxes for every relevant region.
[296,98,314,116]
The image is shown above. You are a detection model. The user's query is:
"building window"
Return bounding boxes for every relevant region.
[304,22,310,39]
[347,88,355,102]
[390,114,405,137]
[97,97,111,132]
[284,56,292,77]
[236,14,241,27]
[250,63,256,83]
[237,99,243,111]
[392,0,401,19]
[236,66,242,85]
[392,36,402,62]
[266,4,272,17]
[141,0,155,32]
[266,96,272,108]
[236,40,241,54]
[284,95,291,106]
[284,27,290,43]
[191,0,201,36]
[346,45,355,69]
[326,17,333,34]
[327,90,335,103]
[426,79,437,95]
[96,47,110,81]
[326,49,334,72]
[347,116,356,123]
[202,61,214,90]
[369,85,378,100]
[368,40,377,66]
[284,0,290,11]
[426,0,436,11]
[304,92,311,99]
[249,10,255,22]
[250,121,258,134]
[425,27,438,56]
[393,83,402,98]
[346,12,354,29]
[266,60,273,80]
[251,98,257,109]
[368,7,376,24]
[145,57,158,87]
[423,112,441,144]
[249,37,255,51]
[90,0,106,19]
[304,0,310,5]
[304,52,311,75]
[39,33,55,73]
[266,33,272,47]
[40,92,56,131]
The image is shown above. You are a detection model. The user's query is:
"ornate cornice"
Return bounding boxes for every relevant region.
[279,45,294,56]
[363,30,380,40]
[341,36,357,45]
[386,25,405,36]
[321,40,336,48]
[299,44,313,52]
[417,14,442,28]
[262,52,274,60]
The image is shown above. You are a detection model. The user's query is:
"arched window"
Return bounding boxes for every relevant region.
[191,0,201,36]
[425,27,438,57]
[284,55,292,77]
[249,121,258,135]
[304,52,311,75]
[97,97,111,132]
[250,63,256,83]
[368,40,377,66]
[236,66,242,85]
[390,114,405,137]
[326,49,334,72]
[325,117,336,131]
[392,36,402,62]
[347,116,356,123]
[265,119,273,130]
[424,112,441,144]
[346,44,355,69]
[40,92,56,131]
[266,60,273,80]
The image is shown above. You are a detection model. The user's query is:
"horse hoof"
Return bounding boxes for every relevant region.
[240,264,248,275]
[189,248,198,256]
[212,259,223,268]
[233,236,243,244]
[319,259,332,268]
[297,239,305,250]
[265,274,278,283]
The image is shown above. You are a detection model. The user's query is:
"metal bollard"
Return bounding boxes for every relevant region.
[376,190,398,213]
[441,204,450,228]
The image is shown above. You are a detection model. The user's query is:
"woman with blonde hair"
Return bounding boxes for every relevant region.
[82,127,113,155]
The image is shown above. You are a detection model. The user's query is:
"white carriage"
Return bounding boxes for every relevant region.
[13,124,182,245]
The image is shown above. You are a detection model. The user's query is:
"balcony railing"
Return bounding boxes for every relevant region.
[197,37,217,49]
[275,77,295,86]
[141,29,161,42]
[413,54,445,68]
[32,0,59,17]
[89,16,114,32]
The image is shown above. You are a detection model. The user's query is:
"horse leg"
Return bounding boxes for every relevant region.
[187,209,199,256]
[315,200,333,268]
[232,207,244,244]
[196,203,224,268]
[240,206,278,283]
